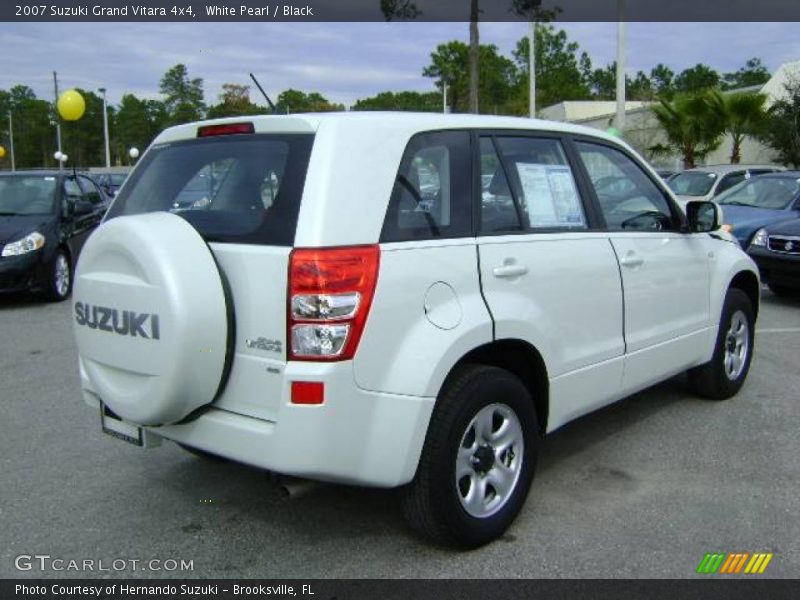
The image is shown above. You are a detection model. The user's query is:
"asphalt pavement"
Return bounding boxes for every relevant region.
[1,289,798,579]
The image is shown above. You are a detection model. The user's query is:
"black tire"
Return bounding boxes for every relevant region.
[400,364,539,548]
[44,248,72,302]
[688,288,755,400]
[768,284,799,297]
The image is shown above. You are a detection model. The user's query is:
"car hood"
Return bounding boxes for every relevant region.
[765,215,800,237]
[718,205,792,246]
[0,215,53,246]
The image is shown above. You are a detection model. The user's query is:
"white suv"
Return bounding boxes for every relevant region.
[73,113,759,547]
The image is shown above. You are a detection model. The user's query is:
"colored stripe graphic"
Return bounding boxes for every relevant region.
[697,553,726,574]
[744,553,774,574]
[719,553,749,574]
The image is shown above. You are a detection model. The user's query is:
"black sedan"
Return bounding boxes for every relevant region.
[0,170,108,301]
[747,217,800,296]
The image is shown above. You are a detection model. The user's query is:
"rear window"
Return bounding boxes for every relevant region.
[106,133,314,246]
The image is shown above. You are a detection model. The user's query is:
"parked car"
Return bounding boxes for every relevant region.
[90,168,131,199]
[668,165,784,208]
[655,168,676,181]
[747,217,800,296]
[0,170,108,300]
[716,171,800,247]
[72,113,759,548]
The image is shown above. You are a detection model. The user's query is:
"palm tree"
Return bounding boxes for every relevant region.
[709,91,769,164]
[650,91,725,168]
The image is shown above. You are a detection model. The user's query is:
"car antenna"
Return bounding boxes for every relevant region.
[249,73,277,114]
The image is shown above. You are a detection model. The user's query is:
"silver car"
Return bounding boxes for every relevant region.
[669,165,784,208]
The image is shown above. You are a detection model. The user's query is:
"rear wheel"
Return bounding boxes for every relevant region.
[400,365,538,548]
[45,249,71,302]
[688,288,755,400]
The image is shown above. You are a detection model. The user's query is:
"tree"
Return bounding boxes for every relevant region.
[207,84,264,118]
[2,86,55,168]
[588,62,617,100]
[511,25,593,109]
[650,91,726,168]
[674,64,721,93]
[650,64,675,98]
[628,71,655,101]
[709,91,769,164]
[274,89,344,113]
[423,41,516,114]
[722,58,771,90]
[115,94,165,164]
[760,79,800,168]
[352,91,442,112]
[60,89,105,167]
[159,64,205,126]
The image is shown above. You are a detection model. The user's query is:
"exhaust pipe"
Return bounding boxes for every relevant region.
[277,476,322,499]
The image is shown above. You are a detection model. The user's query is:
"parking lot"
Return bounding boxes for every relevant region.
[1,289,798,579]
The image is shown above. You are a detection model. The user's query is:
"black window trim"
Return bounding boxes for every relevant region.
[470,128,604,238]
[567,134,690,234]
[379,128,475,244]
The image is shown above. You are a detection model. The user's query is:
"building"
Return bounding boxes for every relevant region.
[540,60,800,169]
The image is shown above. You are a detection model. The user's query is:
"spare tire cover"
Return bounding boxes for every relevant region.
[73,212,230,426]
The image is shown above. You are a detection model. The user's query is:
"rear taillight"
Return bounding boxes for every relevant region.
[288,245,380,361]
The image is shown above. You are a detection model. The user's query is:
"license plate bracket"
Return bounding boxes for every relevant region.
[100,403,160,447]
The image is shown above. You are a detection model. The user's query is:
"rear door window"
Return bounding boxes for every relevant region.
[380,131,472,242]
[107,134,314,246]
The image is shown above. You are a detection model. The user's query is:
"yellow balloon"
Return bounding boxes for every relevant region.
[57,89,86,121]
[0,146,5,159]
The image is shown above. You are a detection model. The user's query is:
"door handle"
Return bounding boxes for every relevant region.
[619,253,644,268]
[493,264,528,278]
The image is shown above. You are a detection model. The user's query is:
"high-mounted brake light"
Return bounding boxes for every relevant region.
[197,122,255,137]
[288,245,380,361]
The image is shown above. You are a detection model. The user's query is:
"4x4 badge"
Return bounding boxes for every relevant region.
[246,337,282,353]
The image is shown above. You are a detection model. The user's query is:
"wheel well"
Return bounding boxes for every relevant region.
[730,270,760,318]
[452,339,549,434]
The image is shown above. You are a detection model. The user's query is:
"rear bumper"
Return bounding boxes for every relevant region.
[80,359,435,488]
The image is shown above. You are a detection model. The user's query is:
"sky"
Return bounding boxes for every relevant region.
[1,21,799,108]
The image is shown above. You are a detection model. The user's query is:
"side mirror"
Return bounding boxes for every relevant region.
[686,200,720,233]
[74,199,94,216]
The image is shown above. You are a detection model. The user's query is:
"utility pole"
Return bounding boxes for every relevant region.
[8,111,15,171]
[443,81,448,114]
[615,0,627,134]
[99,87,111,168]
[53,71,62,170]
[529,20,536,117]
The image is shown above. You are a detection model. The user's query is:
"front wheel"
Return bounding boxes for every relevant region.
[400,365,539,548]
[45,249,72,302]
[688,288,755,400]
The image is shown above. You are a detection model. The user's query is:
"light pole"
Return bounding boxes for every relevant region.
[442,81,449,114]
[98,87,111,168]
[529,20,536,118]
[8,111,15,171]
[53,71,62,170]
[615,0,627,135]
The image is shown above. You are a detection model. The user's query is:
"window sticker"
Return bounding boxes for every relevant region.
[515,163,585,228]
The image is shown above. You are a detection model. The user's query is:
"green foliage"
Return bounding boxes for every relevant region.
[674,64,721,93]
[423,41,517,114]
[60,88,105,168]
[352,91,442,112]
[207,84,265,119]
[114,94,165,165]
[1,85,56,168]
[708,91,769,164]
[760,79,800,168]
[159,64,205,126]
[512,25,593,109]
[274,89,344,113]
[650,91,726,168]
[722,58,771,91]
